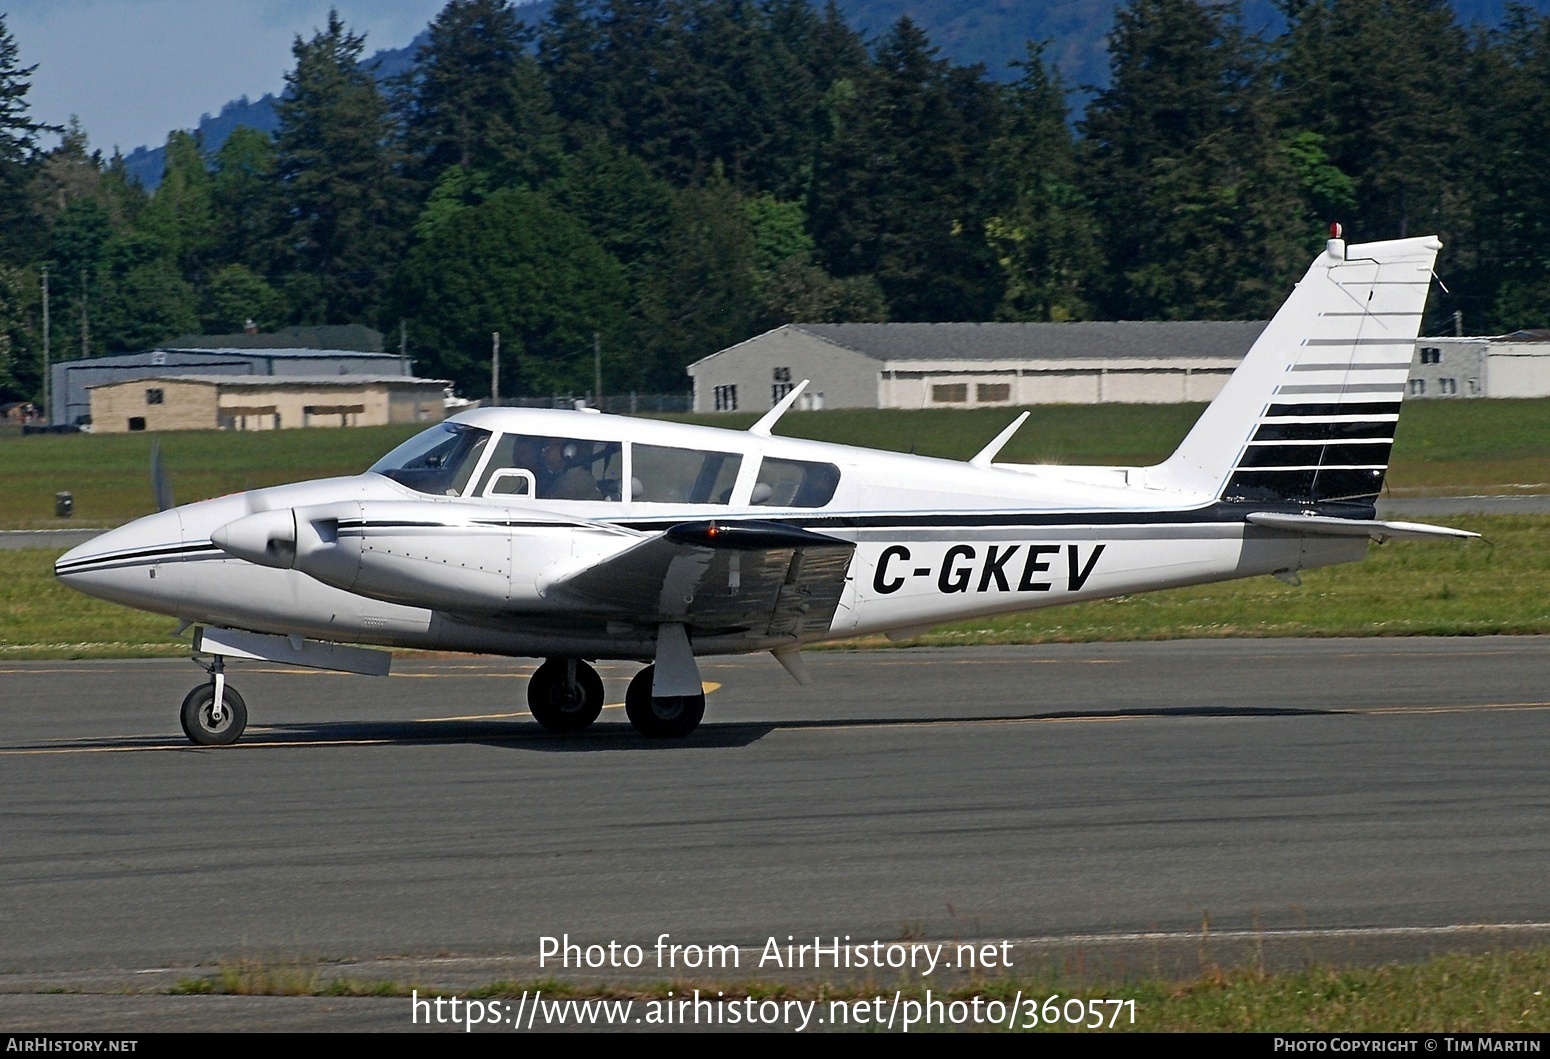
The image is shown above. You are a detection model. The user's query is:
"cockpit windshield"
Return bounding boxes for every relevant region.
[370,422,492,495]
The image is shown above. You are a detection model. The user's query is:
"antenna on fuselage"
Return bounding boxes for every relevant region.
[150,435,175,512]
[969,411,1030,469]
[748,379,809,437]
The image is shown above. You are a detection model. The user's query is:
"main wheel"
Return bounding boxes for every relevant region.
[179,683,248,746]
[624,665,705,738]
[527,658,605,732]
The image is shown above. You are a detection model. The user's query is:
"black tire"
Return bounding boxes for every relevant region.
[527,658,605,732]
[179,683,248,746]
[624,665,705,738]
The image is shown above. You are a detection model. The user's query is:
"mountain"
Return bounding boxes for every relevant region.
[121,30,429,188]
[119,0,1542,189]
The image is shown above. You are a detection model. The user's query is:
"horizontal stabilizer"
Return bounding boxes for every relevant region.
[1246,512,1480,542]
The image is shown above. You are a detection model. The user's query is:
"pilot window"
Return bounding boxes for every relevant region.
[752,457,840,508]
[369,422,493,495]
[473,434,623,501]
[632,445,742,504]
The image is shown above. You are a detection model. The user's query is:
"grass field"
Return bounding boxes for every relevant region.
[5,398,1549,529]
[4,514,1544,658]
[168,947,1550,1032]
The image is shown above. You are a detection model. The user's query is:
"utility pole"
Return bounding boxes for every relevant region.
[490,331,500,406]
[80,267,88,358]
[593,331,601,409]
[40,266,49,424]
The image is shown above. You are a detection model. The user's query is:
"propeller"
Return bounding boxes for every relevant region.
[150,436,175,512]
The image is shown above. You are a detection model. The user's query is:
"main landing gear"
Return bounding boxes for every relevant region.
[526,658,605,732]
[181,655,248,746]
[625,665,705,739]
[524,658,706,738]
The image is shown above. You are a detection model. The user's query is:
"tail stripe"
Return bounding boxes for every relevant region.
[1274,383,1406,396]
[1148,235,1440,507]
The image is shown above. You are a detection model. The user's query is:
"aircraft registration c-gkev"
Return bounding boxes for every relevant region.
[56,232,1478,745]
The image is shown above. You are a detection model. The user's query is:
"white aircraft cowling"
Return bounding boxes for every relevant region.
[214,499,634,616]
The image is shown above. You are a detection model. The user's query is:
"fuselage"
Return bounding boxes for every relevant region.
[54,406,1363,660]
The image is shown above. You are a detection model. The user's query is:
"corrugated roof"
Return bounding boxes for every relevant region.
[789,321,1268,361]
[153,347,402,360]
[89,374,449,389]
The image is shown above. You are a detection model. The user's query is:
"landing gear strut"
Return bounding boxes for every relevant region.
[180,655,248,746]
[527,658,604,732]
[625,664,705,738]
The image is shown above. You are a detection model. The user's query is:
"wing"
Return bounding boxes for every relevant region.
[543,520,856,638]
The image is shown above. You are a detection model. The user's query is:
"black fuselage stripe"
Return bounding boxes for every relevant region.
[54,543,224,574]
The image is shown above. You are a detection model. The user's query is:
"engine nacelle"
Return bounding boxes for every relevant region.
[214,500,617,615]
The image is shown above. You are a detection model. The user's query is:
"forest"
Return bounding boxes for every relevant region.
[0,0,1546,405]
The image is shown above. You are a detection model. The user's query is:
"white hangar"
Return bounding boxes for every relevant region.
[688,321,1270,413]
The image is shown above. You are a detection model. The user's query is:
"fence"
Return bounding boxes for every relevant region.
[485,393,693,414]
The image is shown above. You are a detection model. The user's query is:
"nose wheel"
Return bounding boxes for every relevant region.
[625,665,704,738]
[527,658,605,732]
[180,657,248,746]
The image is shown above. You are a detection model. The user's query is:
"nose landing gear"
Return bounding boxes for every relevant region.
[180,656,248,746]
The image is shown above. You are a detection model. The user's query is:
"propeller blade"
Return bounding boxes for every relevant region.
[150,436,175,512]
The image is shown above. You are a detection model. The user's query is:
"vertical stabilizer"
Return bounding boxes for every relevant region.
[1147,236,1441,507]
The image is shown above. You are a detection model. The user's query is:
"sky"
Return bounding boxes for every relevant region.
[4,1,486,156]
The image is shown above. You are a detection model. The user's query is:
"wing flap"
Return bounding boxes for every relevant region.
[1246,512,1480,542]
[544,520,856,637]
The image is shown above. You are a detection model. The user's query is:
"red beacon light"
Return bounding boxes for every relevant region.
[1326,221,1346,259]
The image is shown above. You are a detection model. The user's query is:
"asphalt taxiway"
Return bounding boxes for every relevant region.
[2,638,1549,1029]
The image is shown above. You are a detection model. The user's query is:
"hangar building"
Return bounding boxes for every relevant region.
[688,321,1268,413]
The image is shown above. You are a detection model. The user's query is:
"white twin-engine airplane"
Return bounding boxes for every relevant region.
[56,233,1477,745]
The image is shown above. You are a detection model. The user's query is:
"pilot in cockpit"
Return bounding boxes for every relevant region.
[538,438,603,500]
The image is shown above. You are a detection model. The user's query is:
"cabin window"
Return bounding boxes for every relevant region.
[932,383,968,404]
[473,433,623,501]
[632,445,742,504]
[976,383,1011,403]
[370,421,492,496]
[752,457,840,508]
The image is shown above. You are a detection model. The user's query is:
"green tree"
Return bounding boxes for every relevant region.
[402,0,564,190]
[388,188,630,397]
[809,18,1006,321]
[137,130,215,276]
[636,173,760,387]
[200,264,282,334]
[272,10,404,326]
[1081,0,1312,320]
[985,42,1098,322]
[0,15,54,262]
[210,126,278,273]
[1275,0,1469,242]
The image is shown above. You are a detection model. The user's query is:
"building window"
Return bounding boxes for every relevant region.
[932,383,968,404]
[976,383,1011,403]
[713,384,738,412]
[127,416,146,431]
[1408,378,1426,396]
[771,367,793,405]
[1468,377,1481,396]
[1419,347,1441,365]
[145,388,164,405]
[1439,377,1458,395]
